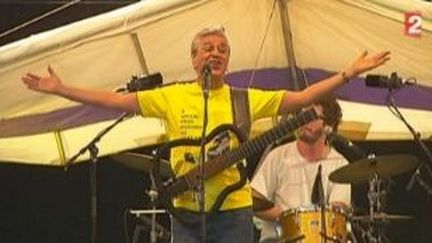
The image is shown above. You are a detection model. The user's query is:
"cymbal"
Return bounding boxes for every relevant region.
[111,152,173,177]
[329,154,419,184]
[351,213,413,223]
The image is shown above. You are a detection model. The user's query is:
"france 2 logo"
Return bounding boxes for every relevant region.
[405,11,422,37]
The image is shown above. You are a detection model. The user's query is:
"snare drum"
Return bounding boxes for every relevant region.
[277,205,347,243]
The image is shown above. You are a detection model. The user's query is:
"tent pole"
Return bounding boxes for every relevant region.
[277,0,301,90]
[130,32,150,75]
[54,130,67,165]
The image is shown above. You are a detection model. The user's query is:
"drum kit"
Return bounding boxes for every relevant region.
[268,154,419,243]
[112,152,419,243]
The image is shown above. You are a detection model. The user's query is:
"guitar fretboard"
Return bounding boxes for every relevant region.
[203,108,318,178]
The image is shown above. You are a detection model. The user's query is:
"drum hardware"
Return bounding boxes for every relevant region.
[350,179,412,243]
[130,209,167,215]
[350,213,413,223]
[129,209,170,243]
[329,153,418,243]
[111,152,172,242]
[364,171,387,243]
[350,220,390,243]
[111,152,174,178]
[331,154,419,243]
[367,172,384,221]
[283,235,306,243]
[128,159,170,243]
[346,222,359,243]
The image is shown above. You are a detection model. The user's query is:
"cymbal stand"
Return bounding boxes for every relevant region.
[149,171,159,243]
[364,172,388,243]
[130,170,170,243]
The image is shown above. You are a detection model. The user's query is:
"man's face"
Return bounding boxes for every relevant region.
[192,34,230,79]
[298,106,326,143]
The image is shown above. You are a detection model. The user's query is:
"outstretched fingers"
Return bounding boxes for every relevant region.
[376,51,391,64]
[22,73,39,89]
[350,50,391,77]
[360,50,368,59]
[25,72,41,80]
[364,51,391,67]
[47,65,59,79]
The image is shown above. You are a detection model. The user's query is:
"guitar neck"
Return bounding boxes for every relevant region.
[203,108,318,178]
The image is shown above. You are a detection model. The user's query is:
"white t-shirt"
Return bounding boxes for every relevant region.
[251,142,351,241]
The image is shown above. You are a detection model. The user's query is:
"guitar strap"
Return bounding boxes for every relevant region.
[230,87,251,138]
[229,87,267,179]
[230,87,251,178]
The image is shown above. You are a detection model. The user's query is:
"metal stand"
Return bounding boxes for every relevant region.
[361,171,388,243]
[89,144,98,243]
[386,91,432,197]
[65,112,131,243]
[317,165,328,243]
[130,208,170,243]
[129,154,170,243]
[149,170,162,243]
[197,65,211,242]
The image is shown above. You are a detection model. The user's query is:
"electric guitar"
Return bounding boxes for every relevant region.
[152,107,318,220]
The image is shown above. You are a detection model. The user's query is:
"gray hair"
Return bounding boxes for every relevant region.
[190,26,230,57]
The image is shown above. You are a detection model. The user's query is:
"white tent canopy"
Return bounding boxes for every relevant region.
[0,0,431,165]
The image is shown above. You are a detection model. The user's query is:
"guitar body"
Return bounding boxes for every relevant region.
[152,108,318,221]
[152,124,247,221]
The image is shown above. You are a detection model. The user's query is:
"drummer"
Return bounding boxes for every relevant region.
[250,96,351,243]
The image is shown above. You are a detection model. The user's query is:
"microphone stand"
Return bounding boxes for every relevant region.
[198,67,211,242]
[386,91,432,197]
[65,112,132,243]
[317,165,328,243]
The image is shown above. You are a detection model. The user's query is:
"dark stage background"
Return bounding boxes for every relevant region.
[1,2,431,243]
[0,140,431,243]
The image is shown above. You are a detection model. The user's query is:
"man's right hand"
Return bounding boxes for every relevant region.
[22,65,63,94]
[21,65,140,113]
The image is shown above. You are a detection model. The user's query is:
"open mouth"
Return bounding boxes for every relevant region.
[209,60,223,70]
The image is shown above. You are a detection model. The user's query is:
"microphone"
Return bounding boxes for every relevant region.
[202,62,212,78]
[365,72,408,89]
[324,126,366,162]
[202,62,212,97]
[116,73,163,92]
[311,164,323,205]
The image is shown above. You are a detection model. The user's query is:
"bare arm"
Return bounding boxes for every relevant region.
[22,66,140,113]
[252,189,284,221]
[278,51,391,113]
[255,205,284,222]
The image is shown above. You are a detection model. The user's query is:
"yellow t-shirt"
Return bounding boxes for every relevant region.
[137,81,284,211]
